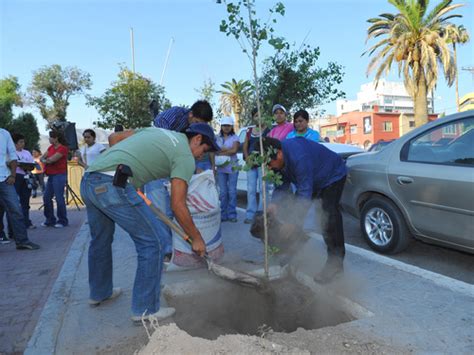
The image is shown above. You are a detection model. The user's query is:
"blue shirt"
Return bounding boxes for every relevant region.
[272,138,347,203]
[153,106,190,132]
[286,128,321,142]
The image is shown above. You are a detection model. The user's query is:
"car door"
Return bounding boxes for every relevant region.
[387,116,474,249]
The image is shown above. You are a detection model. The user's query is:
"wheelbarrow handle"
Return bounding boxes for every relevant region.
[136,190,194,246]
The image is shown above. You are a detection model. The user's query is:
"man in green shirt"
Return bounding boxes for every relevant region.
[80,123,219,323]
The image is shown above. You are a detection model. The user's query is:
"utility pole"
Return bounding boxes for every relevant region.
[462,66,474,82]
[160,37,175,86]
[130,27,136,74]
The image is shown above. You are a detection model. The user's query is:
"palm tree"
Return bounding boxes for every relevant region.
[444,24,470,111]
[219,79,253,130]
[364,0,464,127]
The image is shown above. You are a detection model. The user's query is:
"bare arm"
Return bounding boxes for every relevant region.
[108,130,135,147]
[170,178,206,256]
[243,134,250,159]
[45,152,63,164]
[218,141,240,156]
[209,152,215,172]
[6,160,17,184]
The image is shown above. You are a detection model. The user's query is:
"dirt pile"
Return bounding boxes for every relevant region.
[138,323,308,354]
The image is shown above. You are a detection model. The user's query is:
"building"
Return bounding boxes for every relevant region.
[336,79,434,116]
[320,108,438,149]
[459,92,474,112]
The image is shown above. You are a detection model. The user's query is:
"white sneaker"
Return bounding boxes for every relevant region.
[54,223,65,228]
[89,287,122,306]
[131,307,176,323]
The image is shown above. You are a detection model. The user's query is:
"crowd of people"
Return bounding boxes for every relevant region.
[1,99,348,322]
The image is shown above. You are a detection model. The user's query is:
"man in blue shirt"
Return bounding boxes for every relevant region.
[264,137,347,283]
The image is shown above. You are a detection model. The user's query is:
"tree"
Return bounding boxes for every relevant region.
[28,64,92,125]
[219,78,253,130]
[444,24,470,111]
[364,0,464,127]
[88,66,171,130]
[8,113,40,151]
[259,44,345,113]
[219,0,287,277]
[0,76,22,128]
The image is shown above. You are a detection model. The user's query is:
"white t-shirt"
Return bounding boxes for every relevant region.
[80,142,106,167]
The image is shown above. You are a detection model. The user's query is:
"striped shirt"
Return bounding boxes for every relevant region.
[153,106,190,132]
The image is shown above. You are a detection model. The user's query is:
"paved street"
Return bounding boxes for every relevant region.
[0,197,86,354]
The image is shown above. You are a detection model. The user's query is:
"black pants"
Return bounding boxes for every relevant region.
[319,176,346,260]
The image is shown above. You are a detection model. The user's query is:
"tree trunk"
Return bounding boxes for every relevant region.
[234,111,240,131]
[414,73,429,127]
[454,44,460,112]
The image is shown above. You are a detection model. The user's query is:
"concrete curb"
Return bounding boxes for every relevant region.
[24,222,90,355]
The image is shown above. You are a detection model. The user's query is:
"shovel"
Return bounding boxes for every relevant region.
[137,191,267,291]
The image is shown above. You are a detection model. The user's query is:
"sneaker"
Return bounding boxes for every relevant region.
[228,218,238,223]
[131,307,176,323]
[0,235,11,245]
[244,218,253,224]
[16,241,40,250]
[54,223,66,228]
[89,287,122,306]
[313,260,344,284]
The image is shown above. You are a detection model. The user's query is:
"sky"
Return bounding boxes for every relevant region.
[1,0,473,134]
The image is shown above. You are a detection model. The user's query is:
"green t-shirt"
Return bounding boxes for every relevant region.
[88,128,195,188]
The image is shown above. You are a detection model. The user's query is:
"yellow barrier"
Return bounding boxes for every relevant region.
[67,160,85,206]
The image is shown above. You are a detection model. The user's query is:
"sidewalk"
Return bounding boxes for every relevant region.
[0,197,86,354]
[25,208,474,354]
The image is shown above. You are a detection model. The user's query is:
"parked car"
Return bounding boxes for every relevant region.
[236,125,364,191]
[341,111,474,254]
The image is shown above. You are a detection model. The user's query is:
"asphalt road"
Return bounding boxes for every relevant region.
[237,192,474,285]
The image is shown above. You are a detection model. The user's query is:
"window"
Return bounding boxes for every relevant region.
[384,96,393,104]
[363,117,372,134]
[403,117,474,166]
[350,125,357,134]
[409,121,416,128]
[383,121,393,132]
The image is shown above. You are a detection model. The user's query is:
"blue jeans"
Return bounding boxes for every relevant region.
[0,180,29,244]
[144,179,173,255]
[217,171,238,220]
[81,172,167,316]
[14,174,33,227]
[245,167,269,220]
[43,173,68,226]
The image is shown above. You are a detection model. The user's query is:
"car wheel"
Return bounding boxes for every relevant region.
[360,196,411,254]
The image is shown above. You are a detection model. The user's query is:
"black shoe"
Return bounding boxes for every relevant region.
[164,253,172,263]
[16,241,40,250]
[314,260,344,284]
[0,235,11,245]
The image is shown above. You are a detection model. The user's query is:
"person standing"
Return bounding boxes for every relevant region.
[77,129,106,169]
[263,137,347,283]
[242,108,270,224]
[286,109,321,142]
[268,104,293,141]
[31,148,45,198]
[11,133,36,229]
[81,124,219,322]
[216,117,240,223]
[0,128,40,250]
[41,130,69,228]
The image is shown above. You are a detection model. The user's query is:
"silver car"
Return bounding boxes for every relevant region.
[341,111,474,254]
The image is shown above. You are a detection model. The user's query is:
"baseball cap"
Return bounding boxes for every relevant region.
[185,123,220,152]
[220,116,234,126]
[272,104,287,114]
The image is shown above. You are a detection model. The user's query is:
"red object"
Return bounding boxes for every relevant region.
[45,144,68,175]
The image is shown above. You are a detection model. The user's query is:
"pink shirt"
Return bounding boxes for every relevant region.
[268,122,293,141]
[15,149,34,175]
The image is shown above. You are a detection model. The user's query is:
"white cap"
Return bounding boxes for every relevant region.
[220,116,234,126]
[272,104,287,114]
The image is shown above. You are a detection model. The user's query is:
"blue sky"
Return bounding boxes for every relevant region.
[1,0,473,134]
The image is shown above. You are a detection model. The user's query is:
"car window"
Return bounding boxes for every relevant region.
[403,117,474,166]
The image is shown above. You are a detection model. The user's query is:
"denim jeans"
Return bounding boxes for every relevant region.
[144,178,173,255]
[43,173,68,226]
[245,167,269,220]
[81,172,167,316]
[217,171,238,220]
[0,180,29,244]
[14,174,33,227]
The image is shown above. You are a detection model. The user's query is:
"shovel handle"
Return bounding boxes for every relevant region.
[136,190,194,246]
